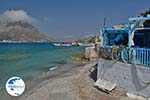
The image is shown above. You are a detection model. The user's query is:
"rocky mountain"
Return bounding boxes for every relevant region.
[0,21,56,42]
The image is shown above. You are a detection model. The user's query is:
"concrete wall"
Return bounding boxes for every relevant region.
[97,58,150,98]
[85,47,97,60]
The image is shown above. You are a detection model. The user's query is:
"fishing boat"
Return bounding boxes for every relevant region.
[77,43,95,47]
[53,42,78,47]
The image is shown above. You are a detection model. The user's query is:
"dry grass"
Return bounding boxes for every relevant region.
[72,54,89,61]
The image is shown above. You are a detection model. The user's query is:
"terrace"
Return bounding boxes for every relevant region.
[100,15,150,66]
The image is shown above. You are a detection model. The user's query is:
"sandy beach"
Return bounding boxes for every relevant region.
[1,60,137,100]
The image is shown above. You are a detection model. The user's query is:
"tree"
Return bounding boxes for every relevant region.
[141,9,150,27]
[141,9,150,17]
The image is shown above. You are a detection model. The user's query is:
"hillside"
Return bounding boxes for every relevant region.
[75,36,95,43]
[0,21,56,42]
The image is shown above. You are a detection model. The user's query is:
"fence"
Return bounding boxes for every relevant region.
[134,48,150,66]
[101,46,150,67]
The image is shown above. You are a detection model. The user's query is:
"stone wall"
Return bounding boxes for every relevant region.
[97,58,150,98]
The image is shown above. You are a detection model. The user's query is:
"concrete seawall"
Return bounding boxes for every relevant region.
[97,58,150,98]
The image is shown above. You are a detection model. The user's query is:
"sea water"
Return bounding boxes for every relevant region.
[0,42,85,88]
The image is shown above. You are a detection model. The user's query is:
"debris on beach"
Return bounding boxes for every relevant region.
[49,66,58,71]
[94,79,116,94]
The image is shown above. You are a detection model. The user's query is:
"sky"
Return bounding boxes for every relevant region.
[0,0,150,40]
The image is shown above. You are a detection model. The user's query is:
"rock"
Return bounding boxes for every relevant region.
[0,21,56,42]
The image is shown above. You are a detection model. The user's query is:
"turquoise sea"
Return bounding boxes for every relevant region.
[0,42,85,88]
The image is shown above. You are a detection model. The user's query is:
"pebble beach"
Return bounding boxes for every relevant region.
[0,60,136,100]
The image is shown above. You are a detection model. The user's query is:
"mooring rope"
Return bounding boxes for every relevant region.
[111,45,126,61]
[121,47,129,63]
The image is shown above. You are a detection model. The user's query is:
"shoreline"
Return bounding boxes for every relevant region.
[0,60,88,100]
[18,60,95,100]
[0,60,135,100]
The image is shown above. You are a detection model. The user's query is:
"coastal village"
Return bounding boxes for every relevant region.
[81,9,150,100]
[1,1,150,100]
[7,9,150,100]
[87,10,150,100]
[60,9,150,100]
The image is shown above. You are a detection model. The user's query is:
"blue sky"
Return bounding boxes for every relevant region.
[0,0,150,40]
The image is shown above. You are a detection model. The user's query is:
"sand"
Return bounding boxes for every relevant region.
[1,61,137,100]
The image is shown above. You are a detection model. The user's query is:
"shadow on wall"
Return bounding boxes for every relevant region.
[89,63,98,81]
[131,65,149,91]
[99,59,116,79]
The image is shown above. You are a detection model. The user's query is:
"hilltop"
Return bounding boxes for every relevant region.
[0,21,56,42]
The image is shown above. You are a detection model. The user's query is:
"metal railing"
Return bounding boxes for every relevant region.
[134,48,150,66]
[101,46,150,67]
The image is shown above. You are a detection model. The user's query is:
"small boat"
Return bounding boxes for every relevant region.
[53,42,79,47]
[77,43,95,47]
[53,43,61,46]
[53,43,71,46]
[61,43,72,46]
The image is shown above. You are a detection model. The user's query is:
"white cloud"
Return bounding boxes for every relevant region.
[0,9,36,24]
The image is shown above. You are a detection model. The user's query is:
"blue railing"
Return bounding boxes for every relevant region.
[134,48,150,66]
[120,47,150,66]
